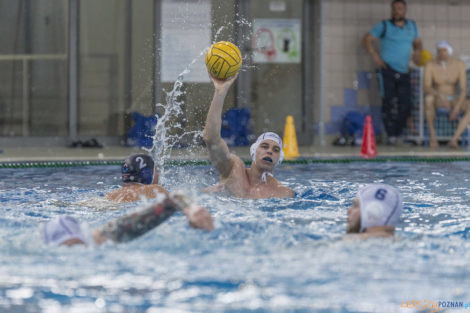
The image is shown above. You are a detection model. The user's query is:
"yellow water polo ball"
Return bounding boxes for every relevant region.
[419,49,433,66]
[205,41,242,80]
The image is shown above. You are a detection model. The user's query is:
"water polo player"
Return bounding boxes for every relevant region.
[105,153,168,203]
[346,183,403,238]
[203,74,294,198]
[44,192,214,247]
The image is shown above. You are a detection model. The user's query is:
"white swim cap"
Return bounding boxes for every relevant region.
[249,132,284,166]
[357,184,403,232]
[436,40,453,56]
[43,216,88,246]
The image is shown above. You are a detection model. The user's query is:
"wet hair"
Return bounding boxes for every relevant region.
[392,0,406,6]
[121,154,155,184]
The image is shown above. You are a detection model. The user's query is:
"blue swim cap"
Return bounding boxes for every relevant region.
[122,154,155,184]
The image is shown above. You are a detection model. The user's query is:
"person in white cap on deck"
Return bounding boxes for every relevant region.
[424,40,470,149]
[203,73,294,199]
[346,183,403,238]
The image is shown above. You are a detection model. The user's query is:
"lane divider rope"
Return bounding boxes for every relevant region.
[2,157,470,168]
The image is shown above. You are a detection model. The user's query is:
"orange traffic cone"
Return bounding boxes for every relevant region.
[283,115,299,160]
[360,115,377,158]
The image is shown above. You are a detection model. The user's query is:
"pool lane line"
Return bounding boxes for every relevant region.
[3,156,470,168]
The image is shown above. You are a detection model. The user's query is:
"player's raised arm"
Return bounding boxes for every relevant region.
[203,41,243,179]
[203,74,238,178]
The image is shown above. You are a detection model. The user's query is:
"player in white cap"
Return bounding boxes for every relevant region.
[346,184,403,238]
[44,192,214,247]
[203,74,294,198]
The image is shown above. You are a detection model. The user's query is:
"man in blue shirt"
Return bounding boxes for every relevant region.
[363,0,422,145]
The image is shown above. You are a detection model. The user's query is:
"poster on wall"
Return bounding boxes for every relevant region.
[161,0,211,82]
[252,18,301,64]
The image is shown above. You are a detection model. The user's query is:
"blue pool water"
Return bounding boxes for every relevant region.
[1,162,470,312]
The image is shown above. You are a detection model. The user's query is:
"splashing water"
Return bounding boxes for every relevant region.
[147,21,254,184]
[146,48,208,185]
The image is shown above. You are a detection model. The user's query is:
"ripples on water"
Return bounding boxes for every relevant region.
[1,162,470,312]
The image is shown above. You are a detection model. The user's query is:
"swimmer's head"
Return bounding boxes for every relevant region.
[436,40,452,60]
[250,132,284,170]
[43,216,88,246]
[121,154,156,185]
[347,184,403,233]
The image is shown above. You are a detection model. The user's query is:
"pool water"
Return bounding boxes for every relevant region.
[1,162,470,312]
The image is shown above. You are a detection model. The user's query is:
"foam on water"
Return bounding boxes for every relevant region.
[1,162,470,312]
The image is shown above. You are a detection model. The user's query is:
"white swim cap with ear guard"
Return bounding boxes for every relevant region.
[357,184,403,232]
[436,40,453,56]
[249,132,284,166]
[43,216,88,246]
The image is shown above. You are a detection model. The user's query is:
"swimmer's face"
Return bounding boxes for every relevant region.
[346,197,361,233]
[391,2,406,21]
[255,139,281,170]
[437,47,449,61]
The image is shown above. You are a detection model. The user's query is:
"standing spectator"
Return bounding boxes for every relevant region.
[363,0,422,145]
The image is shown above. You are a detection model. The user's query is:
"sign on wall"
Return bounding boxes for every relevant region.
[252,18,301,64]
[161,0,211,82]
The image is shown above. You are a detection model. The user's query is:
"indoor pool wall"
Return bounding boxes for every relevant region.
[1,161,470,312]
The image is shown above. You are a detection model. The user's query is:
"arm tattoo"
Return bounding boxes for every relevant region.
[171,192,192,211]
[96,198,180,243]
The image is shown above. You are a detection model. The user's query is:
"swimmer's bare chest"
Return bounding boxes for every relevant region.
[432,63,461,89]
[222,166,285,199]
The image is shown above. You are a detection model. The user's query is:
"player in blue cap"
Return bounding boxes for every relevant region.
[105,153,168,202]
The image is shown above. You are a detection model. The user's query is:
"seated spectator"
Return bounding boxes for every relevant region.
[424,40,470,149]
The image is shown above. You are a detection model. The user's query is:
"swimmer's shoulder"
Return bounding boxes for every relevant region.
[225,155,249,180]
[106,184,168,203]
[144,184,169,197]
[450,56,465,65]
[202,182,225,194]
[105,187,121,201]
[267,176,295,198]
[456,58,466,69]
[343,232,395,240]
[230,154,246,170]
[217,154,245,180]
[276,185,295,198]
[425,59,439,71]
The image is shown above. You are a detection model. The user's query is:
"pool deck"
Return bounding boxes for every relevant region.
[1,143,470,163]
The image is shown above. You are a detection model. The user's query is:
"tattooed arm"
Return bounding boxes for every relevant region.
[92,193,214,245]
